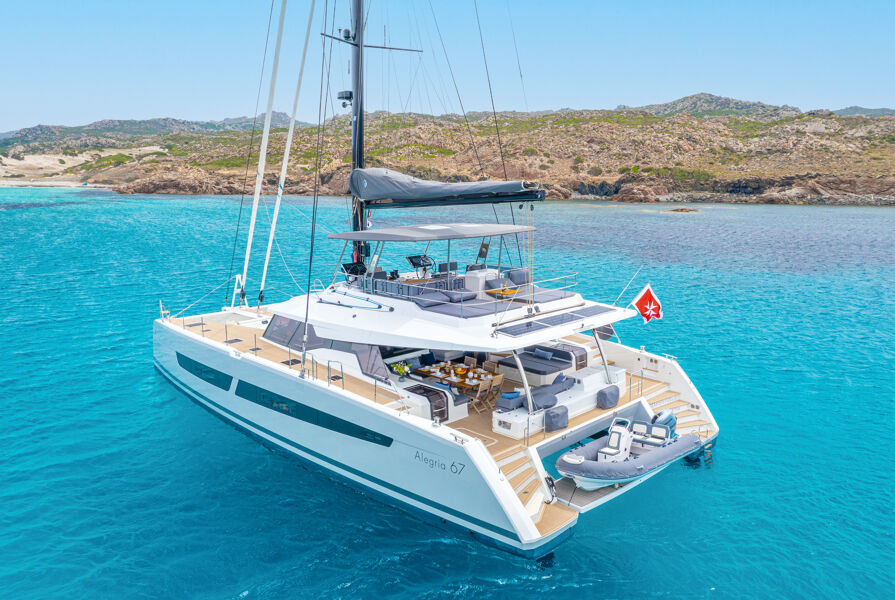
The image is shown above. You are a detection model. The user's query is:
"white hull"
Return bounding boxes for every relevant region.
[153,320,573,556]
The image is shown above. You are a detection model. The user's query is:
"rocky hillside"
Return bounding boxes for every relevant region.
[616,93,802,120]
[834,106,895,118]
[3,96,895,205]
[0,113,295,151]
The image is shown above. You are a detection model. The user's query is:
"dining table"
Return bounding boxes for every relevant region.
[413,362,496,391]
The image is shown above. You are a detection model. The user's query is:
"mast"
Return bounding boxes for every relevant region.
[240,0,288,303]
[349,0,367,263]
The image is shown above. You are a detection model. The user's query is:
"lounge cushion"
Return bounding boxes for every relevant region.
[442,288,477,303]
[531,387,558,410]
[484,277,514,290]
[533,348,553,361]
[497,352,572,376]
[506,268,531,285]
[414,291,449,308]
[496,394,524,412]
[597,385,620,409]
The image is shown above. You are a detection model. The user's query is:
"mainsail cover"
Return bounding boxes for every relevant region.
[349,168,543,208]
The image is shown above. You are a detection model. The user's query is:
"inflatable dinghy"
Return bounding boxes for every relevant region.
[556,417,703,490]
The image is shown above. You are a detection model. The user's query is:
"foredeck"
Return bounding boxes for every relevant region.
[167,314,400,405]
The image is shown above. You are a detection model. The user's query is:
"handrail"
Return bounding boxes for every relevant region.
[340,264,580,316]
[327,360,345,389]
[628,368,645,399]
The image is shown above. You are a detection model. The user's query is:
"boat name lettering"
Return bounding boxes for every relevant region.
[413,451,465,476]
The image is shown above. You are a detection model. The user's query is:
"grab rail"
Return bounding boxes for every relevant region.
[327,360,345,389]
[628,368,645,399]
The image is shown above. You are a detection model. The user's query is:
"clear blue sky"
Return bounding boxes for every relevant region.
[1,0,893,132]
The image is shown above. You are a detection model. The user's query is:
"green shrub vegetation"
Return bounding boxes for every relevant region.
[81,153,132,170]
[587,166,603,176]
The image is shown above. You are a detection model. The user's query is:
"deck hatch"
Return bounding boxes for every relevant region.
[235,380,393,447]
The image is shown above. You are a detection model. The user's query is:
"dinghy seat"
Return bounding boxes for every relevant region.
[598,431,623,459]
[633,421,670,447]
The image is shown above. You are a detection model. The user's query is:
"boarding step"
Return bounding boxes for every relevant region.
[674,409,701,423]
[631,378,669,400]
[677,419,711,433]
[385,401,412,412]
[660,399,691,413]
[516,477,540,506]
[499,455,531,476]
[697,429,717,442]
[533,501,579,537]
[492,444,525,463]
[510,466,537,491]
[526,489,546,520]
[648,391,682,409]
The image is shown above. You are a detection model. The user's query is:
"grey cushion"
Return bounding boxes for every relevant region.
[533,348,553,361]
[545,405,568,432]
[596,385,620,409]
[414,291,449,308]
[496,394,524,411]
[507,268,531,285]
[531,387,558,410]
[497,352,572,375]
[443,288,477,303]
[485,277,514,290]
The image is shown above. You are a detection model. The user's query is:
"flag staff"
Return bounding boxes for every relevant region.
[613,265,644,306]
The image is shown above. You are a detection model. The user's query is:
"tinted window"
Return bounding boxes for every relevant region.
[263,315,299,345]
[235,380,392,447]
[176,352,233,391]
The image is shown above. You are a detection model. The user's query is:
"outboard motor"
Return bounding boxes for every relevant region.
[652,409,677,437]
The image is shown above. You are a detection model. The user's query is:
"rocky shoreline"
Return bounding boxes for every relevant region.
[575,172,895,206]
[112,167,895,207]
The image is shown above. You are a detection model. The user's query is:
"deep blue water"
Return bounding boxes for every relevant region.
[1,187,893,599]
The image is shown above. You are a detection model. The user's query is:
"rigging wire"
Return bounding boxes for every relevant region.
[426,0,485,178]
[473,0,507,182]
[225,0,276,303]
[472,0,523,266]
[301,0,338,366]
[505,0,529,111]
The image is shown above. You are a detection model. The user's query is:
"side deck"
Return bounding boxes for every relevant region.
[168,313,401,407]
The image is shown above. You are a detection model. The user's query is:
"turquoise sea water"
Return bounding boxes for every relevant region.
[1,187,893,599]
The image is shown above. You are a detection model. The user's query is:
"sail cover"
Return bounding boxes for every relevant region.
[349,168,544,208]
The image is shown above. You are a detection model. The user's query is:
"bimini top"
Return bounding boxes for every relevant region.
[327,222,535,242]
[349,168,544,208]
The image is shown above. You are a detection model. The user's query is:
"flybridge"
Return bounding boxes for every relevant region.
[349,168,545,209]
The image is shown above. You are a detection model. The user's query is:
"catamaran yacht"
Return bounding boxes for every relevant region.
[153,0,718,557]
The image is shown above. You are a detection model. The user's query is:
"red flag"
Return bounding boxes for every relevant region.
[631,284,663,324]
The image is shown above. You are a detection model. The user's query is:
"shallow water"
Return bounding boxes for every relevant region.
[1,187,893,599]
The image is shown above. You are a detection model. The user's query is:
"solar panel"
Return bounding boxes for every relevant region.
[539,312,584,327]
[496,320,549,337]
[496,304,616,337]
[571,305,614,319]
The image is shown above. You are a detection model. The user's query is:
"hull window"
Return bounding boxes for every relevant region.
[235,380,393,447]
[176,352,233,391]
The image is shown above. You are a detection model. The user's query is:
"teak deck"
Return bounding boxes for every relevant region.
[173,315,399,405]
